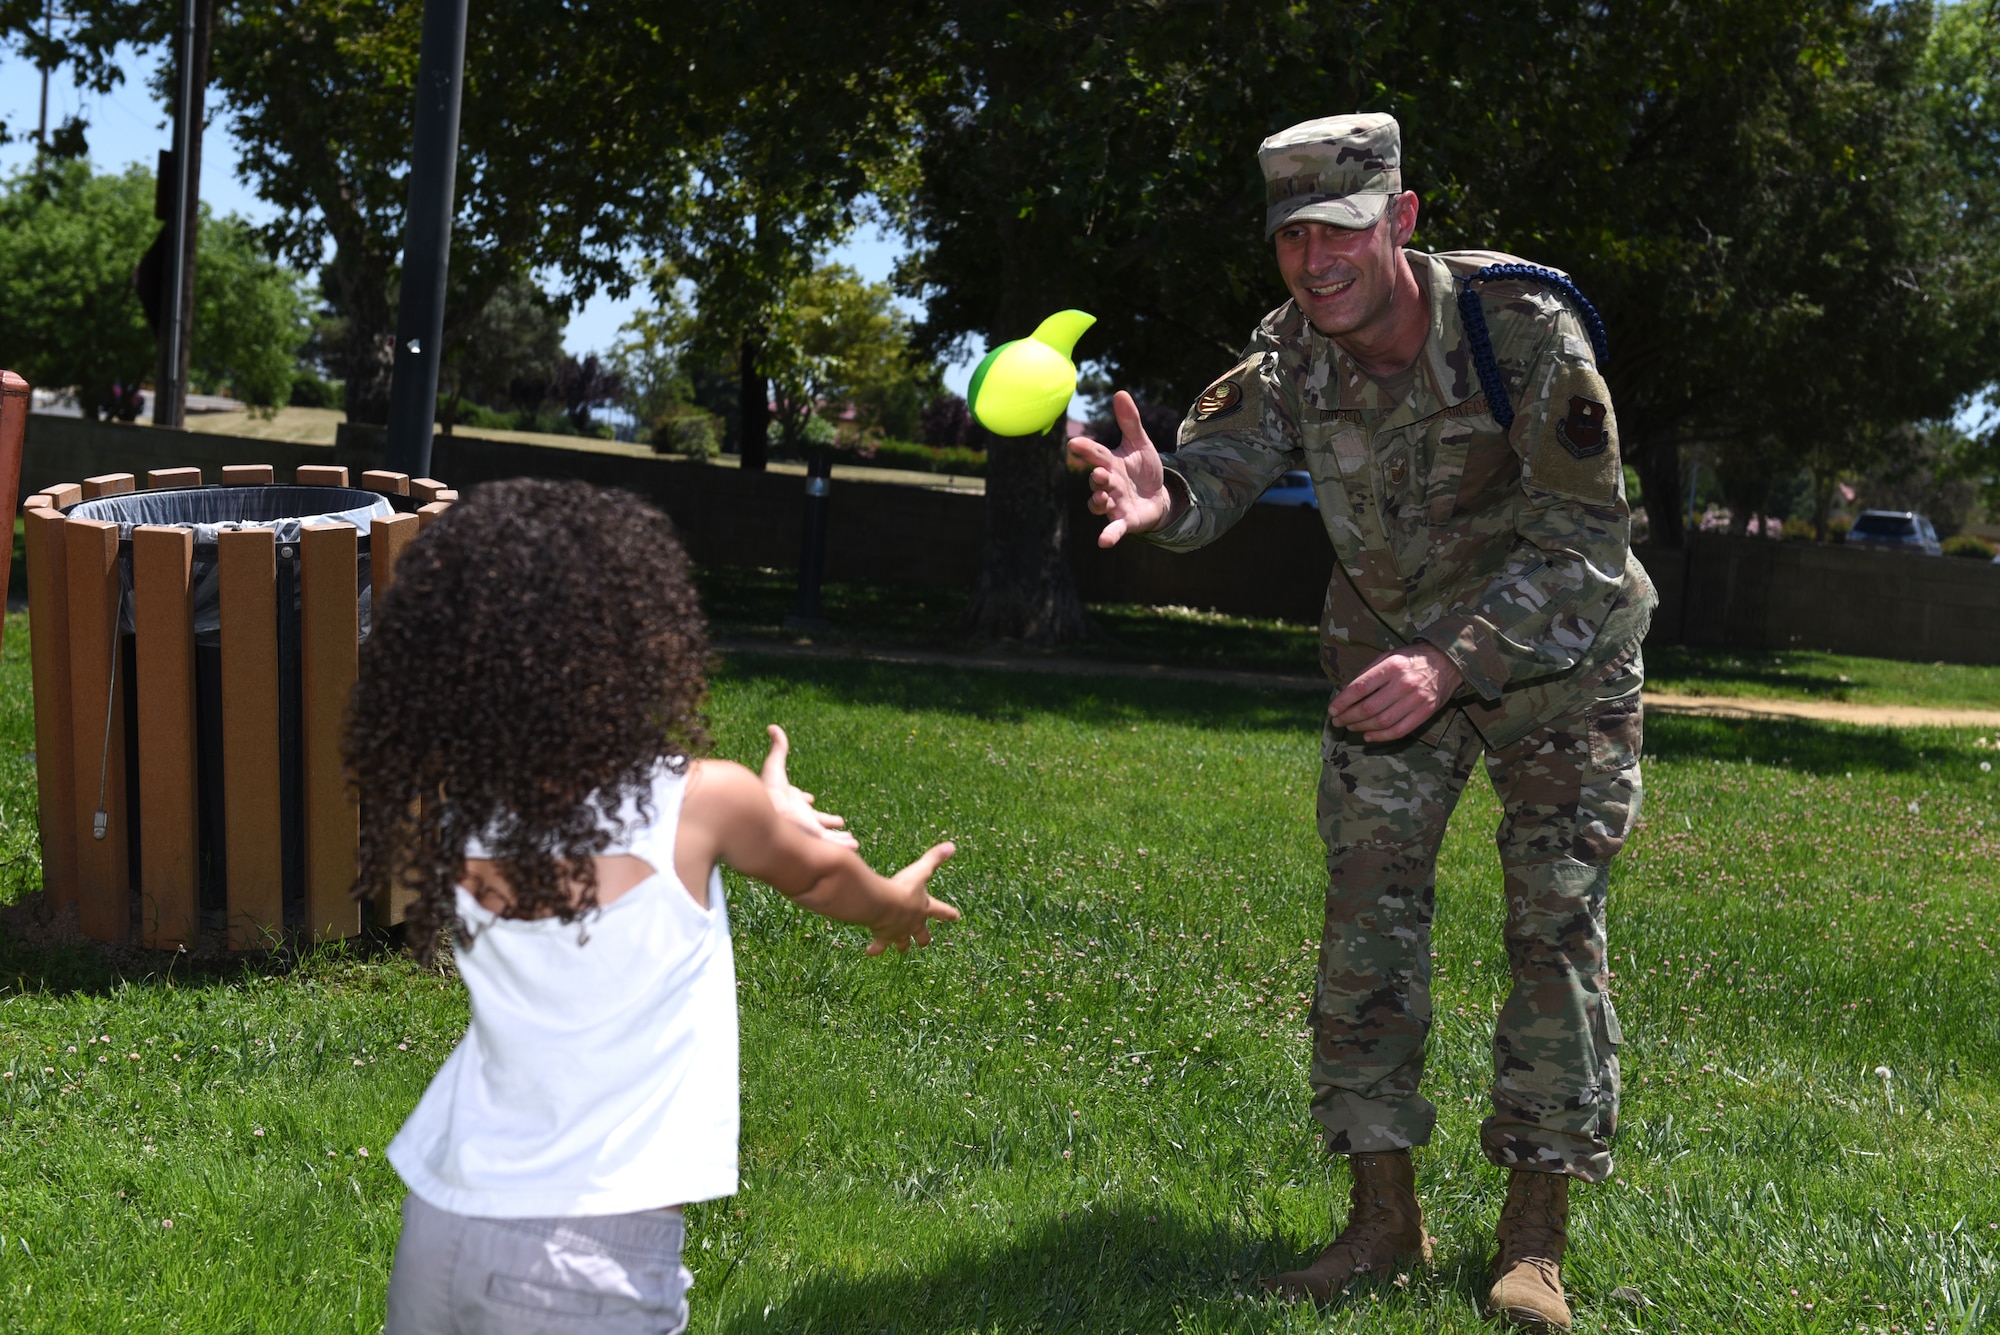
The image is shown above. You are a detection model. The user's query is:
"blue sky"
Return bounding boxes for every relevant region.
[0,46,990,396]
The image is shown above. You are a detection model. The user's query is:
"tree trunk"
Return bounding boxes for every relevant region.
[738,334,769,471]
[962,418,1092,643]
[1635,435,1684,549]
[325,237,397,426]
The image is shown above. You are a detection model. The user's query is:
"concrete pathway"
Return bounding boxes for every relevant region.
[715,639,2000,730]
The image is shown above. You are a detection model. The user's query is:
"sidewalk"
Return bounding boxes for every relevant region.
[715,639,2000,730]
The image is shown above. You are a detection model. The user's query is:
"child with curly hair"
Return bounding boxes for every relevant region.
[346,478,957,1334]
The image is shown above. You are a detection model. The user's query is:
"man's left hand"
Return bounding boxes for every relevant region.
[1327,645,1463,742]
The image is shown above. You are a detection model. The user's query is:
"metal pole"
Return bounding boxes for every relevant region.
[383,0,470,477]
[36,0,52,152]
[785,451,833,629]
[152,0,208,429]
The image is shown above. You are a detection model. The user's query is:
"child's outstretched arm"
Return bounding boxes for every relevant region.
[759,724,858,849]
[680,759,959,955]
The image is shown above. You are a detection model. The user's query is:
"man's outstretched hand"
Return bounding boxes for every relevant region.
[1068,390,1175,547]
[1327,645,1464,743]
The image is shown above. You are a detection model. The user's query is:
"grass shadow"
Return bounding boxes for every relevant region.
[713,652,1324,734]
[0,898,422,999]
[1644,645,1857,699]
[1643,712,1972,775]
[705,1196,1495,1333]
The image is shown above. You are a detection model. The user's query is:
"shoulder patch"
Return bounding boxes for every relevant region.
[1195,380,1242,420]
[1532,364,1620,505]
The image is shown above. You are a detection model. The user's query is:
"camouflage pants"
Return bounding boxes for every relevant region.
[1309,691,1642,1182]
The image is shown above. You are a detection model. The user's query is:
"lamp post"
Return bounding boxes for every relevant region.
[150,0,211,429]
[383,0,470,477]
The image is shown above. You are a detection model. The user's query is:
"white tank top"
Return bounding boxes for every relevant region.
[387,760,738,1217]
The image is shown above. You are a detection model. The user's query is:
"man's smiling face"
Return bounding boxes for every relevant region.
[1272,194,1418,339]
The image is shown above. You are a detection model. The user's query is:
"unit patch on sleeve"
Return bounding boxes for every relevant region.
[1531,363,1620,504]
[1194,379,1244,420]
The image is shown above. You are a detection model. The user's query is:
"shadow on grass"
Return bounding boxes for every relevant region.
[714,652,1324,734]
[706,1197,1495,1334]
[1644,645,1859,700]
[0,898,421,999]
[1644,712,1968,775]
[699,565,1324,677]
[717,654,1975,777]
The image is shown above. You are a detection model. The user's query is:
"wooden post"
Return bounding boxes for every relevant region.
[64,517,128,942]
[370,513,421,603]
[218,528,282,947]
[221,465,274,486]
[0,372,28,618]
[22,507,76,912]
[147,467,203,489]
[409,477,448,503]
[301,521,360,941]
[297,465,349,487]
[132,526,200,948]
[417,500,452,530]
[81,473,136,499]
[37,484,82,509]
[366,511,422,928]
[361,470,411,496]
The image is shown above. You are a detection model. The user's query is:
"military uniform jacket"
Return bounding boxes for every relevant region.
[1149,248,1655,749]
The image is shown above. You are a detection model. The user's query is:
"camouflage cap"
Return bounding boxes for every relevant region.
[1260,113,1403,236]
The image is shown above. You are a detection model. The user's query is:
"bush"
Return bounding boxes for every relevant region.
[289,368,344,410]
[1943,533,1996,559]
[831,436,985,476]
[1781,517,1819,541]
[651,409,720,460]
[1828,516,1853,541]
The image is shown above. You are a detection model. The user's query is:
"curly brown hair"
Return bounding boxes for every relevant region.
[346,478,710,962]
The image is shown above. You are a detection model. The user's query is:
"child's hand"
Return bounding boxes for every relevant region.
[760,724,859,850]
[867,842,961,956]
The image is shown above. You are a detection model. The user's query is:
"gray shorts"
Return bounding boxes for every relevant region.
[384,1192,692,1334]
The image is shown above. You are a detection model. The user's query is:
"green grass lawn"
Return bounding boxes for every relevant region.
[1641,645,2000,712]
[3,617,2000,1331]
[700,564,2000,710]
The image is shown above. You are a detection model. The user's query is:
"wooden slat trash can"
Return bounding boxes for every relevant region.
[22,463,453,947]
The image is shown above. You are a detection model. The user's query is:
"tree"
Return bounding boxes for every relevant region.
[657,0,934,468]
[0,160,308,415]
[903,0,2000,642]
[761,263,939,452]
[435,276,564,432]
[190,210,313,406]
[0,160,155,416]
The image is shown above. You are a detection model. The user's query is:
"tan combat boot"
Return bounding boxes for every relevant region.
[1487,1169,1572,1329]
[1263,1150,1432,1302]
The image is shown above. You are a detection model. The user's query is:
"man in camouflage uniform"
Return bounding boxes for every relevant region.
[1069,114,1653,1330]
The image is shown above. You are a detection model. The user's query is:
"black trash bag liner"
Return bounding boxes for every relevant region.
[65,485,394,644]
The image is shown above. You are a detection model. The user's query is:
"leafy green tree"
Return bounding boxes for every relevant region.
[190,211,313,407]
[658,0,933,468]
[0,160,155,417]
[197,0,701,424]
[0,162,310,414]
[904,0,2000,640]
[610,267,700,435]
[436,277,564,433]
[762,263,939,452]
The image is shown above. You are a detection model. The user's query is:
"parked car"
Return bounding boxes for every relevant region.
[1843,509,1942,556]
[1257,469,1319,508]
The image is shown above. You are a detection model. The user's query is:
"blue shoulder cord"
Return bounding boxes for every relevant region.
[1453,263,1610,431]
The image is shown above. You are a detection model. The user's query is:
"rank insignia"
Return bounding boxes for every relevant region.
[1194,380,1243,420]
[1555,395,1608,459]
